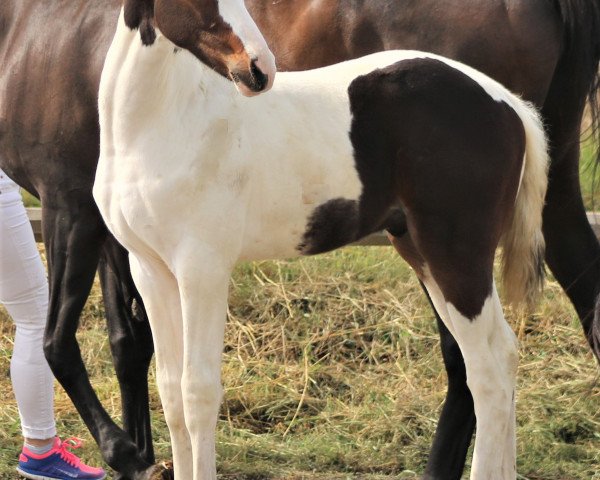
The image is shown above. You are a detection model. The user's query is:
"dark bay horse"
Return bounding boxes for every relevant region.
[0,0,599,479]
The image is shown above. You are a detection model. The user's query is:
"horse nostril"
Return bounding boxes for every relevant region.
[250,59,269,91]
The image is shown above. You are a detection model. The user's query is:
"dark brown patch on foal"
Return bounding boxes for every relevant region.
[354,59,525,318]
[300,58,526,318]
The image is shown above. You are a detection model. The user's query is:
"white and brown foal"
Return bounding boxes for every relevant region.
[94,0,549,478]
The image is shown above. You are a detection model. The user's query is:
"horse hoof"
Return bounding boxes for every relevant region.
[142,462,174,480]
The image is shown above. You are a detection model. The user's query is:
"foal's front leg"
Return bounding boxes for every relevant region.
[175,246,233,480]
[128,254,190,480]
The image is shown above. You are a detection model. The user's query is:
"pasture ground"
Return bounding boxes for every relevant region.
[0,246,598,480]
[0,144,598,479]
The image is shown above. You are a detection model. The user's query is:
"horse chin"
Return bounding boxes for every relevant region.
[233,80,267,97]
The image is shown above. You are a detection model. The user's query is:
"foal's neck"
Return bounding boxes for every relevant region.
[113,22,239,124]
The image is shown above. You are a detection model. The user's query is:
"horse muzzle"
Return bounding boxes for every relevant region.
[230,55,276,97]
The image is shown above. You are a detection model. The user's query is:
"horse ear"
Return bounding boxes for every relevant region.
[123,0,156,46]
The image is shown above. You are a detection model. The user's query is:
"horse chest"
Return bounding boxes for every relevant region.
[102,152,249,257]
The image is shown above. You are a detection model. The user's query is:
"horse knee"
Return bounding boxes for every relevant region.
[43,336,82,381]
[110,330,154,380]
[489,302,519,378]
[181,376,223,425]
[158,380,186,431]
[465,347,517,411]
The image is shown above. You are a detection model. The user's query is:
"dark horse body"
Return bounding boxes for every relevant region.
[0,1,598,479]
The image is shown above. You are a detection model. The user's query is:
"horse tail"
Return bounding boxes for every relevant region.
[500,101,549,309]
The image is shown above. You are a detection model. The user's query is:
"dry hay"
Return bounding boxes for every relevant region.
[0,246,598,479]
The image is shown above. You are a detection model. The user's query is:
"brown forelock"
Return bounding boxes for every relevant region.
[154,0,248,80]
[124,0,156,45]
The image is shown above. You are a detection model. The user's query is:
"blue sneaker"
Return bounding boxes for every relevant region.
[17,437,106,480]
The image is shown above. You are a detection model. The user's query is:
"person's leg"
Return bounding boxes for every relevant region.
[0,178,105,479]
[0,186,56,444]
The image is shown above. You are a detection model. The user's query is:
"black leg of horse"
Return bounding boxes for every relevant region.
[542,144,600,346]
[98,237,156,475]
[541,54,600,354]
[419,282,475,480]
[40,202,162,479]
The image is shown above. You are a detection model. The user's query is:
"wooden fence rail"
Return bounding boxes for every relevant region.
[26,207,600,245]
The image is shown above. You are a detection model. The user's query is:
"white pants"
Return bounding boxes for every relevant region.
[0,170,56,439]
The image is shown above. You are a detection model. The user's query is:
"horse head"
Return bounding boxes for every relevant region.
[123,0,276,96]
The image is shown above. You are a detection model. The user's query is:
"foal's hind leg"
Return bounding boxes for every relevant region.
[419,283,475,480]
[392,235,517,479]
[423,276,517,479]
[390,242,475,480]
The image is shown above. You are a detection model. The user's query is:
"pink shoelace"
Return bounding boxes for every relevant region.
[56,437,84,468]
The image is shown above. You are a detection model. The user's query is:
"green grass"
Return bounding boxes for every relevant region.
[20,190,40,209]
[0,247,598,479]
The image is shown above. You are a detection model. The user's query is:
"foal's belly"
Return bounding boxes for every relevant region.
[236,158,365,260]
[238,187,349,261]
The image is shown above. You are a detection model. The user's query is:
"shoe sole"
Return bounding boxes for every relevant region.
[17,466,107,480]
